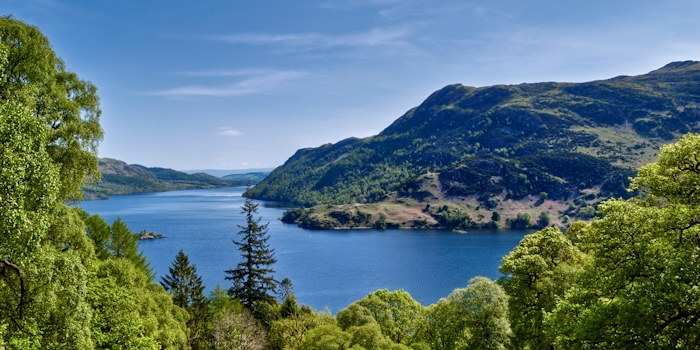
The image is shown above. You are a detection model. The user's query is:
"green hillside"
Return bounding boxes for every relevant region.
[221,172,270,186]
[83,158,234,199]
[247,61,700,229]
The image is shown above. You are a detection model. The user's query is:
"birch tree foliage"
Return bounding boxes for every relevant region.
[549,133,700,349]
[0,15,103,202]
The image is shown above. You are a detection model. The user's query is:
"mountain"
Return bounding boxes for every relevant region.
[246,61,700,229]
[221,172,270,186]
[83,158,234,199]
[182,168,276,177]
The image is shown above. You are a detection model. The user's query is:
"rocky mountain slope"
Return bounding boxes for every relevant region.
[247,61,700,229]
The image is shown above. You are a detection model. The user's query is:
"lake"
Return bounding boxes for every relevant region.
[78,187,530,313]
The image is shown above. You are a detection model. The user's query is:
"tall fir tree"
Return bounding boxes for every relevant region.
[162,249,211,349]
[161,249,206,309]
[225,198,278,308]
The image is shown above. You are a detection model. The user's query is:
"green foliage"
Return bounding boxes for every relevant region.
[431,206,473,229]
[343,289,424,345]
[162,249,206,310]
[374,213,387,230]
[0,18,189,349]
[0,42,95,347]
[499,227,584,349]
[268,298,334,350]
[537,211,550,228]
[548,133,700,348]
[0,15,103,202]
[577,206,595,219]
[226,198,278,308]
[510,213,531,229]
[422,277,511,350]
[161,249,211,349]
[302,324,353,350]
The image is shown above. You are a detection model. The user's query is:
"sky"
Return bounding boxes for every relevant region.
[3,0,700,171]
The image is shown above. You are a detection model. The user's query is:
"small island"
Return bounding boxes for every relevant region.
[135,230,166,240]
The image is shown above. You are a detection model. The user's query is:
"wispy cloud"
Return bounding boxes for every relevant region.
[218,127,242,136]
[147,70,304,97]
[209,27,411,50]
[172,68,284,77]
[318,0,404,10]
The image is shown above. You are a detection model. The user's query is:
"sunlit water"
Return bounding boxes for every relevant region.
[78,187,530,312]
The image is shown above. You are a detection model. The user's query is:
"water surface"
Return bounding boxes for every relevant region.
[79,187,529,312]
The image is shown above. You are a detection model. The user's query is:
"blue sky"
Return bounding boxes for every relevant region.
[3,0,700,170]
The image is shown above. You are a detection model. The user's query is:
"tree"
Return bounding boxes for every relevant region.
[109,217,150,273]
[162,249,206,309]
[226,198,278,308]
[83,212,112,260]
[0,17,189,348]
[278,277,294,303]
[0,15,103,202]
[537,211,550,228]
[422,277,510,350]
[548,133,700,348]
[162,249,210,349]
[511,213,531,229]
[344,289,424,345]
[212,307,266,350]
[460,277,511,350]
[499,227,584,349]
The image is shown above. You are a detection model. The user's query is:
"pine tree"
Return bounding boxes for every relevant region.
[161,249,206,309]
[161,249,211,349]
[225,198,278,308]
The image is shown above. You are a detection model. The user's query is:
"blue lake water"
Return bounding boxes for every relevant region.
[78,187,530,313]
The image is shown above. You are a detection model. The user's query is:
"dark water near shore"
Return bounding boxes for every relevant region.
[79,187,530,312]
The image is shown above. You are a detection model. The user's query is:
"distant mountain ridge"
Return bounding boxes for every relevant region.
[82,158,268,200]
[247,61,700,229]
[182,168,276,177]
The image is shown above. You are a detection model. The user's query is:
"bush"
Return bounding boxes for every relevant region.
[538,212,550,228]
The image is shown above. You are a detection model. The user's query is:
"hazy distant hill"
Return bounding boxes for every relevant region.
[247,61,700,229]
[182,168,276,177]
[221,172,270,186]
[83,158,234,199]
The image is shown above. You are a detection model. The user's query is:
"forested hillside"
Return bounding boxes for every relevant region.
[82,158,266,199]
[250,61,700,229]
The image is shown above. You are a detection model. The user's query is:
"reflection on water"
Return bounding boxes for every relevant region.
[260,201,297,209]
[79,187,529,313]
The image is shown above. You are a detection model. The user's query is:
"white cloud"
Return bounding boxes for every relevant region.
[211,27,411,50]
[218,128,242,136]
[147,70,304,97]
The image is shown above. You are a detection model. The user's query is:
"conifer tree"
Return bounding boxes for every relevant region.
[225,198,278,308]
[161,249,206,309]
[162,249,210,349]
